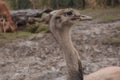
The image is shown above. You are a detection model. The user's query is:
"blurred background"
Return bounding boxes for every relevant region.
[4,0,120,10]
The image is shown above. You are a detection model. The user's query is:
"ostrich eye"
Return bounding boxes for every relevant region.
[66,11,73,16]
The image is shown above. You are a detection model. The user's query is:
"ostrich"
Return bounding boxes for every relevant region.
[48,8,120,80]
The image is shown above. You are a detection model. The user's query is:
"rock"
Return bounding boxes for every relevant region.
[10,9,52,30]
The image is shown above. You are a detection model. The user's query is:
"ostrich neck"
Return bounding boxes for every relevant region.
[52,27,83,80]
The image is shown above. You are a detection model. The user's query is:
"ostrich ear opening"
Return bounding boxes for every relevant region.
[55,16,61,20]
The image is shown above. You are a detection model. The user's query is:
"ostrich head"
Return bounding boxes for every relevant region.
[49,8,92,32]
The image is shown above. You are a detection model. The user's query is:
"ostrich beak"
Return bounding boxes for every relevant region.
[79,14,92,21]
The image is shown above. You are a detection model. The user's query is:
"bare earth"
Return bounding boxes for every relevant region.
[0,20,120,80]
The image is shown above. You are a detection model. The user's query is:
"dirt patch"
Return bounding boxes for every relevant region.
[0,20,120,80]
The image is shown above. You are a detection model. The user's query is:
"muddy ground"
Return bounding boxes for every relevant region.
[0,19,120,79]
